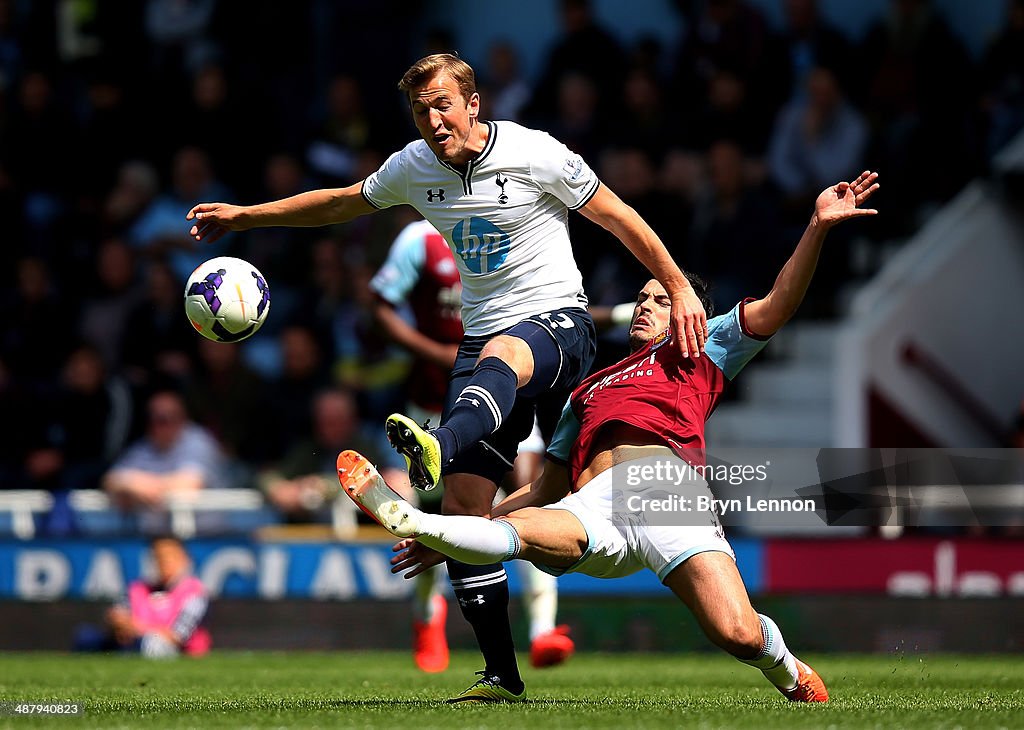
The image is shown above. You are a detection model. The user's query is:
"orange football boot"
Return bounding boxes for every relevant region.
[530,624,575,668]
[781,660,829,703]
[413,594,449,673]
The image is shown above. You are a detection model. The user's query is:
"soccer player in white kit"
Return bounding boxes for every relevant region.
[370,218,574,672]
[187,53,706,703]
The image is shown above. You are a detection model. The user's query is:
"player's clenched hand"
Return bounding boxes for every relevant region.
[671,287,708,359]
[390,538,445,579]
[186,202,248,244]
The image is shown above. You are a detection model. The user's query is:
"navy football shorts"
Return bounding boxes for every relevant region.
[440,307,596,485]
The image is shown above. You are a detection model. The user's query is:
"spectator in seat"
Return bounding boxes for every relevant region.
[74,535,211,657]
[262,388,407,522]
[120,258,199,390]
[103,390,223,509]
[30,344,134,492]
[767,66,867,214]
[689,139,783,314]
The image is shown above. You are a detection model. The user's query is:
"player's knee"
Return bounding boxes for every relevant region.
[478,336,531,385]
[440,483,494,517]
[508,508,587,564]
[709,617,763,659]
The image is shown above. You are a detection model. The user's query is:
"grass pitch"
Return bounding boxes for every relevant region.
[0,651,1021,729]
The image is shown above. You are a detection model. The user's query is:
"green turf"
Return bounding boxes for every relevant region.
[0,651,1021,729]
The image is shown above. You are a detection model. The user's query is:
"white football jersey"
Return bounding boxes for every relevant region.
[361,120,597,336]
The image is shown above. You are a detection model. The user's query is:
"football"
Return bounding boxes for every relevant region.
[183,256,271,343]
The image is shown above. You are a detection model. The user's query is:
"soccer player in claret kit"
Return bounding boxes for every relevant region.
[188,53,706,702]
[370,218,462,673]
[340,171,881,704]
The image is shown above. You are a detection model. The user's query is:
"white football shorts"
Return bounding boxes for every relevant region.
[537,468,734,582]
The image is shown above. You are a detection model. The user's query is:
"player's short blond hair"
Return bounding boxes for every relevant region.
[398,53,477,104]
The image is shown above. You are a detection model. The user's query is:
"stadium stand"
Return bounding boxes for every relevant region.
[0,0,1019,601]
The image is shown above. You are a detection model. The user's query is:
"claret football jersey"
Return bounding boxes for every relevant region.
[547,299,771,487]
[361,120,597,336]
[369,219,463,412]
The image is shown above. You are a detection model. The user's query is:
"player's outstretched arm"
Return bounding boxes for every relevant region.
[744,171,879,337]
[186,181,376,244]
[579,184,708,358]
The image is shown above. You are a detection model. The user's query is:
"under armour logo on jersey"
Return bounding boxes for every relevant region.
[495,173,509,205]
[459,594,486,606]
[427,188,445,203]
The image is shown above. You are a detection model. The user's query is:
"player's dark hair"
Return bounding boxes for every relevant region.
[399,53,477,104]
[148,533,184,549]
[683,271,714,318]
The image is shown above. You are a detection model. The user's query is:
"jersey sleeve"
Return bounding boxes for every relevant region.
[545,398,581,464]
[369,223,427,305]
[361,148,410,209]
[704,299,771,380]
[171,594,209,643]
[529,132,601,210]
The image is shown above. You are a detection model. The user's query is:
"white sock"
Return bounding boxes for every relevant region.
[737,614,800,691]
[520,563,557,641]
[415,513,521,565]
[412,566,440,623]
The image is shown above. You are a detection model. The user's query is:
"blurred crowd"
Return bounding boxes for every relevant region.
[1,0,1022,522]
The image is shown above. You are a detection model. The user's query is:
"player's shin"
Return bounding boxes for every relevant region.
[521,563,557,641]
[413,567,443,623]
[447,559,524,693]
[433,357,518,459]
[736,613,800,691]
[414,514,521,564]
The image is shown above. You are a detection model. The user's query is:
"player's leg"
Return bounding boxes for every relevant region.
[404,404,450,673]
[429,358,556,702]
[438,470,525,702]
[339,462,583,700]
[411,566,448,673]
[383,334,525,697]
[432,311,589,458]
[386,334,527,490]
[385,312,594,700]
[428,369,533,703]
[662,551,828,702]
[520,565,558,641]
[410,493,449,674]
[507,317,593,668]
[387,310,595,489]
[509,435,574,667]
[337,447,523,700]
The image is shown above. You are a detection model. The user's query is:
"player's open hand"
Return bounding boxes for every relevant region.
[671,287,708,359]
[390,538,445,579]
[186,202,248,244]
[812,171,879,229]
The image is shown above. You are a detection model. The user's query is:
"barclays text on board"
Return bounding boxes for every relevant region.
[0,539,724,600]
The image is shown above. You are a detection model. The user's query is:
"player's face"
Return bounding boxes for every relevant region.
[629,279,672,350]
[152,539,189,584]
[409,73,480,165]
[147,394,186,450]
